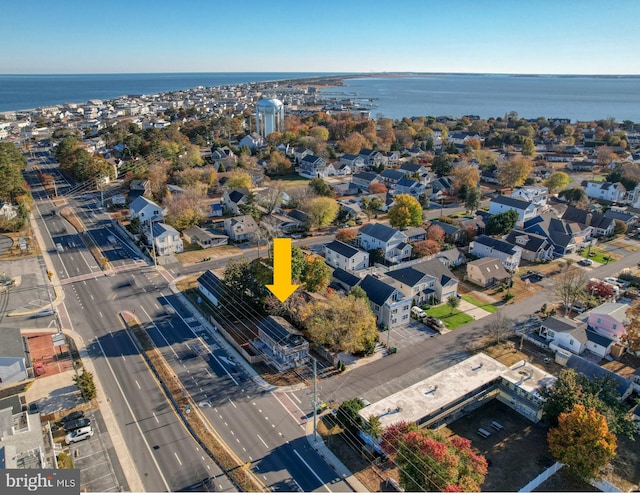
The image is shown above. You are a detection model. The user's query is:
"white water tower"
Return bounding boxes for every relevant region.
[255,98,284,137]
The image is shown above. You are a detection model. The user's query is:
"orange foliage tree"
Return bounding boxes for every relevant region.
[547,404,617,481]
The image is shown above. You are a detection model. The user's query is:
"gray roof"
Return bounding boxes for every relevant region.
[258,316,307,348]
[152,222,179,237]
[585,329,614,348]
[492,195,532,209]
[129,195,160,213]
[380,169,405,180]
[541,315,586,333]
[566,354,633,397]
[385,267,430,288]
[504,230,549,252]
[325,240,361,259]
[412,258,458,287]
[359,274,397,306]
[197,270,224,303]
[429,220,460,236]
[360,223,402,243]
[0,328,27,359]
[332,267,361,289]
[474,234,519,255]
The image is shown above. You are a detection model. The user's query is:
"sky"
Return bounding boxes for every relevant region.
[2,0,639,75]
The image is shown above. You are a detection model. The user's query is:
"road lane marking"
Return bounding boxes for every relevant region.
[121,354,126,361]
[294,449,332,492]
[228,398,237,408]
[153,412,159,423]
[135,380,141,390]
[230,430,234,435]
[291,393,302,404]
[99,311,103,318]
[90,294,94,300]
[257,434,268,448]
[174,452,182,466]
[141,306,179,358]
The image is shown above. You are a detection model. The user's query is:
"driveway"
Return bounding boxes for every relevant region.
[457,299,492,320]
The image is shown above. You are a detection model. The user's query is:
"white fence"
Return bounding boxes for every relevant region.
[518,461,563,492]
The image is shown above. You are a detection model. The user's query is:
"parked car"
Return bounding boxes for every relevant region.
[65,426,93,444]
[60,411,85,424]
[578,259,593,266]
[28,402,39,415]
[64,418,92,432]
[425,316,445,331]
[411,306,427,319]
[569,304,587,313]
[526,270,545,279]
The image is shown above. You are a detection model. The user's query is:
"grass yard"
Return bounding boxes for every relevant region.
[426,304,473,329]
[579,248,620,264]
[175,243,243,265]
[461,294,498,313]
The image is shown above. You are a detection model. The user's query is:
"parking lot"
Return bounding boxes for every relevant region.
[66,410,128,492]
[385,319,440,349]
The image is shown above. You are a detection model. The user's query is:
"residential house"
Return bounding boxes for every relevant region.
[334,162,353,176]
[466,257,510,288]
[127,179,152,202]
[564,354,634,399]
[351,172,382,191]
[358,149,387,168]
[339,201,366,223]
[604,208,638,228]
[238,132,265,150]
[224,215,259,242]
[0,327,29,385]
[151,222,184,255]
[284,209,310,230]
[209,203,223,217]
[383,267,436,306]
[427,220,465,245]
[358,274,411,329]
[585,181,626,202]
[298,154,335,178]
[489,196,539,227]
[358,223,412,264]
[402,226,427,243]
[379,169,406,186]
[339,153,366,172]
[561,206,615,237]
[324,240,370,271]
[252,316,310,371]
[411,258,459,302]
[436,247,466,268]
[222,188,250,215]
[197,270,224,307]
[448,131,483,147]
[165,184,186,196]
[392,178,426,197]
[580,302,630,343]
[510,186,549,209]
[211,146,236,170]
[384,150,402,167]
[331,267,362,293]
[469,234,522,270]
[503,230,554,262]
[129,196,164,223]
[293,147,313,164]
[182,226,228,248]
[539,316,588,355]
[429,177,455,197]
[523,212,592,256]
[399,162,430,183]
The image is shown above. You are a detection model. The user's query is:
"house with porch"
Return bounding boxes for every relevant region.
[339,153,366,172]
[539,316,588,355]
[129,196,164,223]
[510,186,549,209]
[523,212,592,256]
[489,196,539,227]
[561,206,615,237]
[222,188,250,215]
[585,181,626,202]
[469,234,522,270]
[252,316,309,371]
[224,215,259,242]
[182,226,228,248]
[358,223,412,264]
[358,149,387,168]
[392,178,426,197]
[151,222,184,255]
[503,230,554,262]
[410,258,459,302]
[298,154,335,178]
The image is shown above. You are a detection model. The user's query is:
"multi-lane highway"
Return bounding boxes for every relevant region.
[22,147,354,492]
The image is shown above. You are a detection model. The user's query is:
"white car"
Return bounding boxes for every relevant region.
[65,426,93,444]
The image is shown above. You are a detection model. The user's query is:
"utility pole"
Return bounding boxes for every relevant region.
[149,219,157,268]
[312,358,318,441]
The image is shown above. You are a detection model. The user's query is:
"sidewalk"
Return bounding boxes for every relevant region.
[305,416,369,492]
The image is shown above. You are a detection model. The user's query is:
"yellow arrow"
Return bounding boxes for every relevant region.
[266,238,300,302]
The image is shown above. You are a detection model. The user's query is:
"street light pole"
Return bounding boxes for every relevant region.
[148,219,157,268]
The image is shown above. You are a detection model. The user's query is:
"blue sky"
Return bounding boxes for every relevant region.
[3,0,639,74]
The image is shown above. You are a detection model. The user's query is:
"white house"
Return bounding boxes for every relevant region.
[224,215,259,242]
[151,222,184,255]
[358,223,412,264]
[324,240,370,271]
[222,188,250,215]
[469,234,522,270]
[539,316,587,355]
[358,274,411,329]
[238,132,265,150]
[585,181,626,202]
[489,196,538,227]
[197,270,224,307]
[0,328,28,385]
[129,196,164,223]
[510,186,549,208]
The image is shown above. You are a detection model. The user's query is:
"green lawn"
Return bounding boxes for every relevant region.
[426,304,473,330]
[461,294,498,313]
[579,249,619,265]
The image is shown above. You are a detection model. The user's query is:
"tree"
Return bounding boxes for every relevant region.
[381,422,488,492]
[73,369,97,401]
[225,169,251,190]
[0,142,29,204]
[451,161,480,193]
[485,209,518,236]
[361,196,383,221]
[559,187,587,206]
[554,267,587,316]
[348,285,369,302]
[303,196,339,228]
[388,194,423,229]
[521,136,535,156]
[595,145,616,167]
[543,171,571,194]
[586,279,615,299]
[547,405,616,481]
[368,182,388,194]
[308,177,333,197]
[464,187,481,212]
[303,293,378,354]
[431,153,453,177]
[621,304,640,353]
[485,313,513,345]
[300,254,331,293]
[336,228,357,243]
[426,224,445,243]
[446,295,460,315]
[335,398,365,433]
[363,415,383,442]
[613,219,627,235]
[412,239,440,258]
[496,156,533,190]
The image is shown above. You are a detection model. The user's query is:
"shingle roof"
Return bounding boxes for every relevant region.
[332,267,361,289]
[503,230,549,252]
[412,258,458,287]
[197,270,224,303]
[541,315,585,333]
[566,354,632,397]
[325,240,361,259]
[385,267,429,287]
[473,234,519,255]
[130,195,160,213]
[429,220,460,235]
[258,316,307,348]
[492,195,532,209]
[359,275,397,306]
[228,189,247,204]
[360,223,402,243]
[380,169,405,180]
[586,329,614,348]
[152,222,179,237]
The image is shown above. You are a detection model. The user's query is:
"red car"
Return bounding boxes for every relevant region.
[34,362,46,376]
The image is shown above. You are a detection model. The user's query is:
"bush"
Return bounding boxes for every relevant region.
[503,293,515,302]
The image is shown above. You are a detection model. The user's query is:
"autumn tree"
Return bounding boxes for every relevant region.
[426,224,445,243]
[368,182,388,194]
[559,187,587,207]
[266,150,292,176]
[496,156,533,190]
[541,172,569,194]
[381,422,488,492]
[596,145,616,167]
[451,161,480,194]
[226,169,253,190]
[586,279,615,300]
[621,304,640,353]
[300,254,332,293]
[521,136,536,156]
[163,186,207,230]
[336,228,357,243]
[388,194,423,229]
[412,239,440,258]
[303,293,378,354]
[613,219,627,235]
[303,196,339,228]
[554,267,588,316]
[548,405,616,481]
[361,196,383,221]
